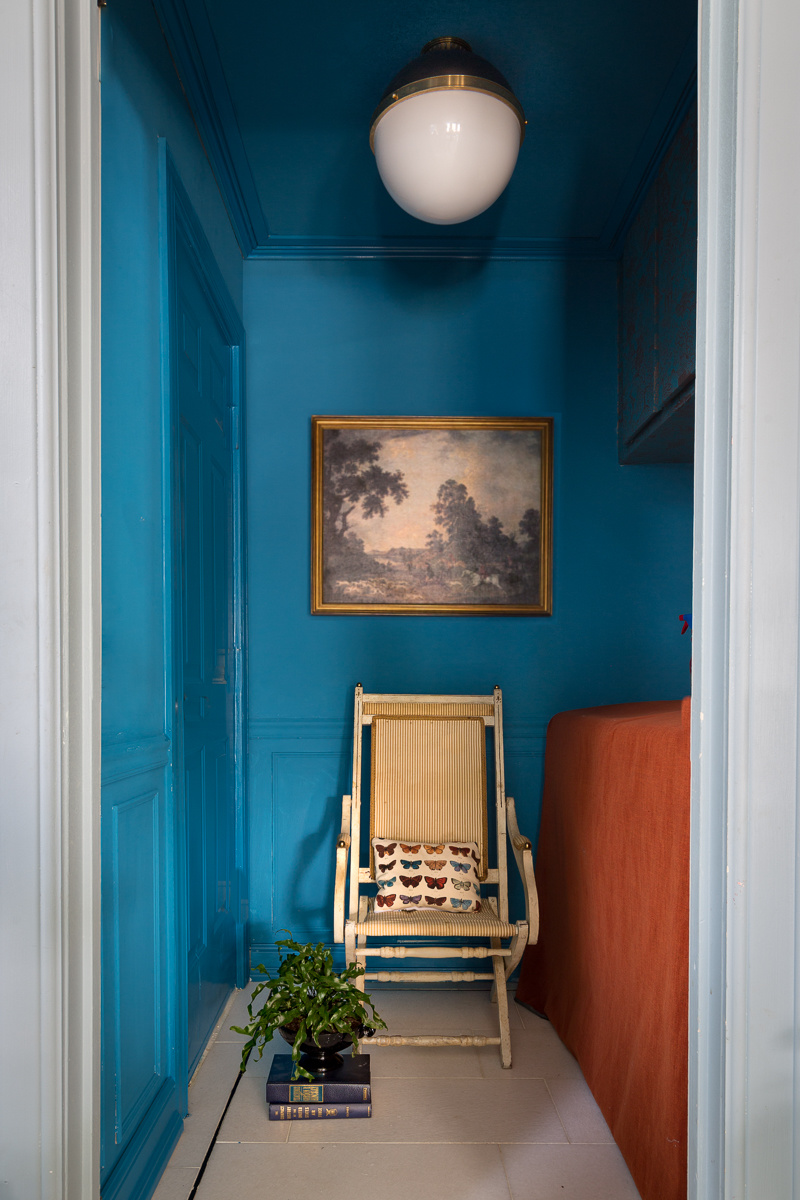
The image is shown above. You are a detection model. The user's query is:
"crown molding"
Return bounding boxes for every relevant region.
[152,0,269,255]
[246,235,615,262]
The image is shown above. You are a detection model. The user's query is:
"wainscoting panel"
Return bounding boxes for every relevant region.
[100,738,182,1200]
[248,717,545,978]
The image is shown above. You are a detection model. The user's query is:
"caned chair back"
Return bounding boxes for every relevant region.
[349,690,507,920]
[369,715,489,879]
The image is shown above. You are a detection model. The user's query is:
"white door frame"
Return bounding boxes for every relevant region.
[0,1,101,1197]
[2,0,799,1196]
[691,0,800,1196]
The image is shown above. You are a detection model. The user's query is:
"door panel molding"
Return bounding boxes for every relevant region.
[159,138,248,1089]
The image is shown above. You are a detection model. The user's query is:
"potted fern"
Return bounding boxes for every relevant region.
[231,933,387,1080]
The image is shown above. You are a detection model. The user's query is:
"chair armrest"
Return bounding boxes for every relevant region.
[506,796,540,944]
[333,795,352,943]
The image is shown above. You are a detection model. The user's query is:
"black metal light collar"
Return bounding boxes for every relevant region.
[369,36,526,153]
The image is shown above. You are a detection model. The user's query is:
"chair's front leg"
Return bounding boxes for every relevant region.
[506,796,540,944]
[505,924,528,979]
[492,949,512,1067]
[333,794,352,943]
[344,922,357,973]
[344,921,364,1055]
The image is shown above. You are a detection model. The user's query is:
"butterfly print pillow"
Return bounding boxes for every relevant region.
[373,836,482,913]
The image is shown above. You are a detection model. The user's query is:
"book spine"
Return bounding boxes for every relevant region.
[268,1102,372,1121]
[266,1083,371,1104]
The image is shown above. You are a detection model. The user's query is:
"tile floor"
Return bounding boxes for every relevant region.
[153,987,642,1200]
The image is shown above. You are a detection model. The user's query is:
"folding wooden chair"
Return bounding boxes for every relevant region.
[333,684,539,1067]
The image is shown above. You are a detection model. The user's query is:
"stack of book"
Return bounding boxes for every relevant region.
[266,1054,372,1120]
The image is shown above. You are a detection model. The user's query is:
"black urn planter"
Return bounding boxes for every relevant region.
[278,1023,375,1074]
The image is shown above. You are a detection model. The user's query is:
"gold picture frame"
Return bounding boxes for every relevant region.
[311,416,553,616]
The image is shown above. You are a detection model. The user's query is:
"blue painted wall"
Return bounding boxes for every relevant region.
[619,102,697,463]
[102,0,242,746]
[100,1,242,1195]
[243,256,694,964]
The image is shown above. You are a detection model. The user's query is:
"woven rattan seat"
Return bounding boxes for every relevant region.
[356,897,517,938]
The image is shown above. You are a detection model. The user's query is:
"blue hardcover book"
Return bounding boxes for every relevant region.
[268,1101,371,1120]
[265,1054,371,1104]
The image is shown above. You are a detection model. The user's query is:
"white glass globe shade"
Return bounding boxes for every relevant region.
[373,88,522,225]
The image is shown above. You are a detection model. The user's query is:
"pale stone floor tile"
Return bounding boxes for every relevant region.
[168,1040,243,1168]
[196,1141,513,1200]
[501,1142,643,1200]
[216,1076,292,1143]
[286,1075,566,1144]
[237,1035,281,1077]
[368,1043,483,1077]
[150,1166,198,1200]
[215,982,262,1040]
[372,987,522,1035]
[546,1076,616,1144]
[477,1012,583,1080]
[169,989,641,1200]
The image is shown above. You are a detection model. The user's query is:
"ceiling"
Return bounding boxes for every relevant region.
[156,0,697,259]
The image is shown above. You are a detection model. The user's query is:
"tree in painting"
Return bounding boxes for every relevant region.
[322,430,409,582]
[426,480,540,599]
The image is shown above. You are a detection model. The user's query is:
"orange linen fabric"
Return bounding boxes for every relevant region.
[516,699,690,1200]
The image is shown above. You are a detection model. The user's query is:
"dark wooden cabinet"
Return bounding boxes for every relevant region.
[619,103,697,464]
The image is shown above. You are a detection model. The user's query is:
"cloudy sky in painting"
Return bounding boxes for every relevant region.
[338,427,542,552]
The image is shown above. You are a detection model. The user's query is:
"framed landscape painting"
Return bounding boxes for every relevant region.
[311,416,553,615]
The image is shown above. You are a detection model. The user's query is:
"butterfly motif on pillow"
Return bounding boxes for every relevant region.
[450,861,470,873]
[424,876,446,889]
[400,859,421,869]
[424,844,445,854]
[400,844,421,854]
[452,879,472,891]
[425,896,446,906]
[375,843,397,857]
[450,898,472,909]
[449,846,470,857]
[424,859,446,871]
[400,894,421,905]
[378,860,396,873]
[399,874,422,888]
[379,876,396,889]
[376,894,396,908]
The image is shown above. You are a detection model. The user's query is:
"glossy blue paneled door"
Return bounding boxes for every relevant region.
[175,229,238,1075]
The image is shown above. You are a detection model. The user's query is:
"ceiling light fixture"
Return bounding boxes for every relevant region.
[370,36,526,226]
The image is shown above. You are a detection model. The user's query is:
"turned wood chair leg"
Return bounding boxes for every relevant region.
[492,949,512,1067]
[344,925,357,973]
[350,927,367,1054]
[489,937,500,1003]
[505,927,527,980]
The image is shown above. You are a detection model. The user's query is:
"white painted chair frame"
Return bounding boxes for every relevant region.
[333,685,539,1068]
